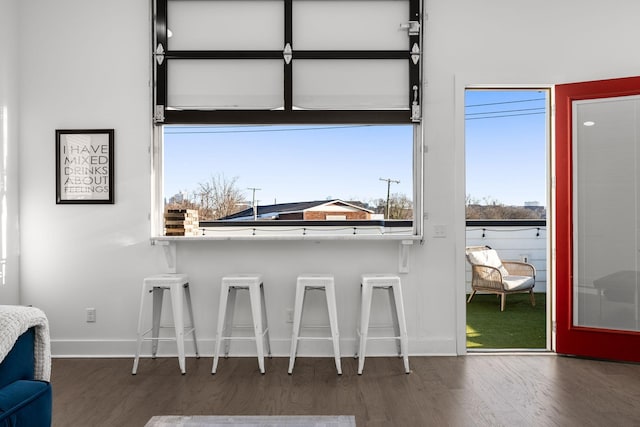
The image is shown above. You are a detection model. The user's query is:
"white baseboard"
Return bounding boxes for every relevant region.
[51,337,456,358]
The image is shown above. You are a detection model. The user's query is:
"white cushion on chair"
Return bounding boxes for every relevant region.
[466,249,509,277]
[502,275,535,291]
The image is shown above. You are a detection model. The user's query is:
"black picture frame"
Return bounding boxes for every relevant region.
[56,129,114,204]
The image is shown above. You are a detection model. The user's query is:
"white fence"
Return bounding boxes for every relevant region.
[466,221,547,293]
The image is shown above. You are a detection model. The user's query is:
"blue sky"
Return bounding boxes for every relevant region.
[163,90,548,207]
[164,124,414,206]
[465,89,548,206]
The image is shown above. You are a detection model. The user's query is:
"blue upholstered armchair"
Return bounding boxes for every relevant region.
[0,306,52,427]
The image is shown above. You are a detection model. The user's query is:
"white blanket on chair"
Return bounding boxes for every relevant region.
[0,305,51,381]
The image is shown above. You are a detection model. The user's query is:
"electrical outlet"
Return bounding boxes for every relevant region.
[286,308,294,323]
[86,307,96,323]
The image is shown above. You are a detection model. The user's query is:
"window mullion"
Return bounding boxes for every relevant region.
[154,0,168,123]
[166,51,283,60]
[294,51,408,60]
[163,109,409,125]
[409,0,421,122]
[284,0,292,111]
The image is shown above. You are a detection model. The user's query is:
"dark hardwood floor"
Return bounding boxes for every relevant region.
[51,355,640,426]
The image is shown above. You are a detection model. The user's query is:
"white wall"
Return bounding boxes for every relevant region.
[17,0,170,355]
[9,0,640,358]
[0,0,20,304]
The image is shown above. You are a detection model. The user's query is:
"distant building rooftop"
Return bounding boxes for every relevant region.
[219,199,375,221]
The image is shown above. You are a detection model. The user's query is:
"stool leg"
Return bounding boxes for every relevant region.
[249,283,266,374]
[325,283,342,375]
[387,287,402,357]
[151,287,165,358]
[260,283,271,358]
[170,284,186,375]
[132,284,149,375]
[223,287,238,357]
[288,283,306,374]
[212,284,230,375]
[357,284,373,375]
[354,284,362,361]
[183,283,199,358]
[392,282,410,374]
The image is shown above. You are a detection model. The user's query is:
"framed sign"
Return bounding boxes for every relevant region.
[56,129,114,204]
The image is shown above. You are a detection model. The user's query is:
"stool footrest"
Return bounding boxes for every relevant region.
[295,336,335,341]
[141,326,195,337]
[219,336,264,341]
[359,336,402,341]
[360,324,398,329]
[142,337,192,342]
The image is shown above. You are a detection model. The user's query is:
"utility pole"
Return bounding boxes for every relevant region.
[247,187,261,220]
[379,178,400,219]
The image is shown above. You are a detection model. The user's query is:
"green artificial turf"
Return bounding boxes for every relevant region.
[466,293,546,349]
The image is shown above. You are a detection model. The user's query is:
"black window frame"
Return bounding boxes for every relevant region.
[153,0,422,125]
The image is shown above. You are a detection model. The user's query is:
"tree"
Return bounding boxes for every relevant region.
[372,193,413,219]
[197,175,246,220]
[465,195,544,219]
[165,175,246,220]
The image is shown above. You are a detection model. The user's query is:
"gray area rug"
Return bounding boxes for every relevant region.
[145,415,356,427]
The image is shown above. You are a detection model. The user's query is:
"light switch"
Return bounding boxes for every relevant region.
[433,225,446,238]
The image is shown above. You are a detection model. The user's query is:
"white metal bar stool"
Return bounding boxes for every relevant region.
[212,274,271,374]
[356,274,409,375]
[288,274,342,375]
[132,273,199,375]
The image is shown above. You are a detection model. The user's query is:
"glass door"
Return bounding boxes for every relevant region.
[556,76,640,362]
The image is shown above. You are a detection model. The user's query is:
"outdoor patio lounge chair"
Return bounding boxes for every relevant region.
[465,245,536,311]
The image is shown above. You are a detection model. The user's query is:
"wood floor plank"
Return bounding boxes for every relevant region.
[50,355,640,427]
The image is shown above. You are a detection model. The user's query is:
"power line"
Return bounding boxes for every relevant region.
[466,97,546,108]
[466,107,545,117]
[465,111,546,120]
[465,97,547,120]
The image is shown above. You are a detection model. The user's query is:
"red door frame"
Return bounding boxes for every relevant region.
[556,76,640,362]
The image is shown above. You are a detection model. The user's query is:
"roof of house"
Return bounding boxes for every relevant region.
[219,199,373,221]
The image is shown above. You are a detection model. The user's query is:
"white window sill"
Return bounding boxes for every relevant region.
[151,233,423,243]
[153,221,421,242]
